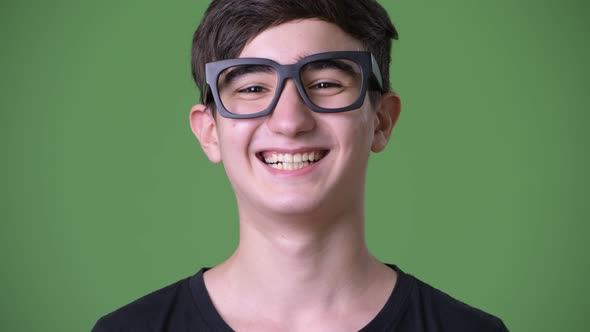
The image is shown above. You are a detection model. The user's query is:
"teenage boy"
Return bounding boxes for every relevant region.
[93,0,508,331]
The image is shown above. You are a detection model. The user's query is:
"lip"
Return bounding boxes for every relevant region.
[255,147,330,176]
[256,147,330,154]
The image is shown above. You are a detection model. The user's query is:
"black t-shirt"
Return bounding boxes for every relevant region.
[92,264,508,331]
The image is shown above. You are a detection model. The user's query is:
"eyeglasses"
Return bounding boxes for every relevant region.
[203,51,383,119]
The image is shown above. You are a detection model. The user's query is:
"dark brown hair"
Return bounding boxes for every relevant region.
[191,0,398,107]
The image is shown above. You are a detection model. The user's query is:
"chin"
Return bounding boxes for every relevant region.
[267,197,324,217]
[261,192,356,221]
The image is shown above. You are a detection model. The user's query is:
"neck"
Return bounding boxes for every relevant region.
[207,203,386,317]
[235,208,373,289]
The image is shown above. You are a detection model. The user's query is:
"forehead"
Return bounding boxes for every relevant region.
[239,19,365,64]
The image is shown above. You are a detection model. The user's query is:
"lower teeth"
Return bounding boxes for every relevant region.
[268,161,313,170]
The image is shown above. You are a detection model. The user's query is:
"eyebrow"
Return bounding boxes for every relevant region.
[220,65,275,85]
[302,60,357,75]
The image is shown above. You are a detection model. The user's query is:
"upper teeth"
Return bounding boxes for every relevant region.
[262,151,324,164]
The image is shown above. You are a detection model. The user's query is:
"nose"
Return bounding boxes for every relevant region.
[266,81,316,137]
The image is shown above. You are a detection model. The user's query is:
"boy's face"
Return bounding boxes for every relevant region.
[191,19,399,219]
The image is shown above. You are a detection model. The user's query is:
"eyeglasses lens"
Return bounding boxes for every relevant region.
[216,58,362,115]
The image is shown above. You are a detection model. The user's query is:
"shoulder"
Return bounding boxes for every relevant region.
[91,275,194,332]
[416,277,506,330]
[390,265,509,332]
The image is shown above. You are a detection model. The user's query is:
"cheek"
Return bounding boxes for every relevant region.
[359,109,378,146]
[217,120,258,159]
[343,110,375,148]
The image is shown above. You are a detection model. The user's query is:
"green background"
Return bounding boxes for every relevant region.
[1,0,588,331]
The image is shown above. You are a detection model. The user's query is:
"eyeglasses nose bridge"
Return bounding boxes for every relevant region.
[272,63,310,109]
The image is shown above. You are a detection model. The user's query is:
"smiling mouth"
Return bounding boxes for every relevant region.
[257,150,328,171]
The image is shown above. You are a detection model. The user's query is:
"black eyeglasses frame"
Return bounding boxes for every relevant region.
[202,51,383,119]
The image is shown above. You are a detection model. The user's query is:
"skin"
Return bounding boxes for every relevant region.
[190,19,401,332]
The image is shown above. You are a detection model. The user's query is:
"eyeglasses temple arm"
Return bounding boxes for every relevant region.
[370,55,384,91]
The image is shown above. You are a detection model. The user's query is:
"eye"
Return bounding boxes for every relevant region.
[312,82,342,89]
[238,86,267,93]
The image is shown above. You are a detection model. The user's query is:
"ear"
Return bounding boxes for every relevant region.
[189,104,222,163]
[371,92,401,153]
